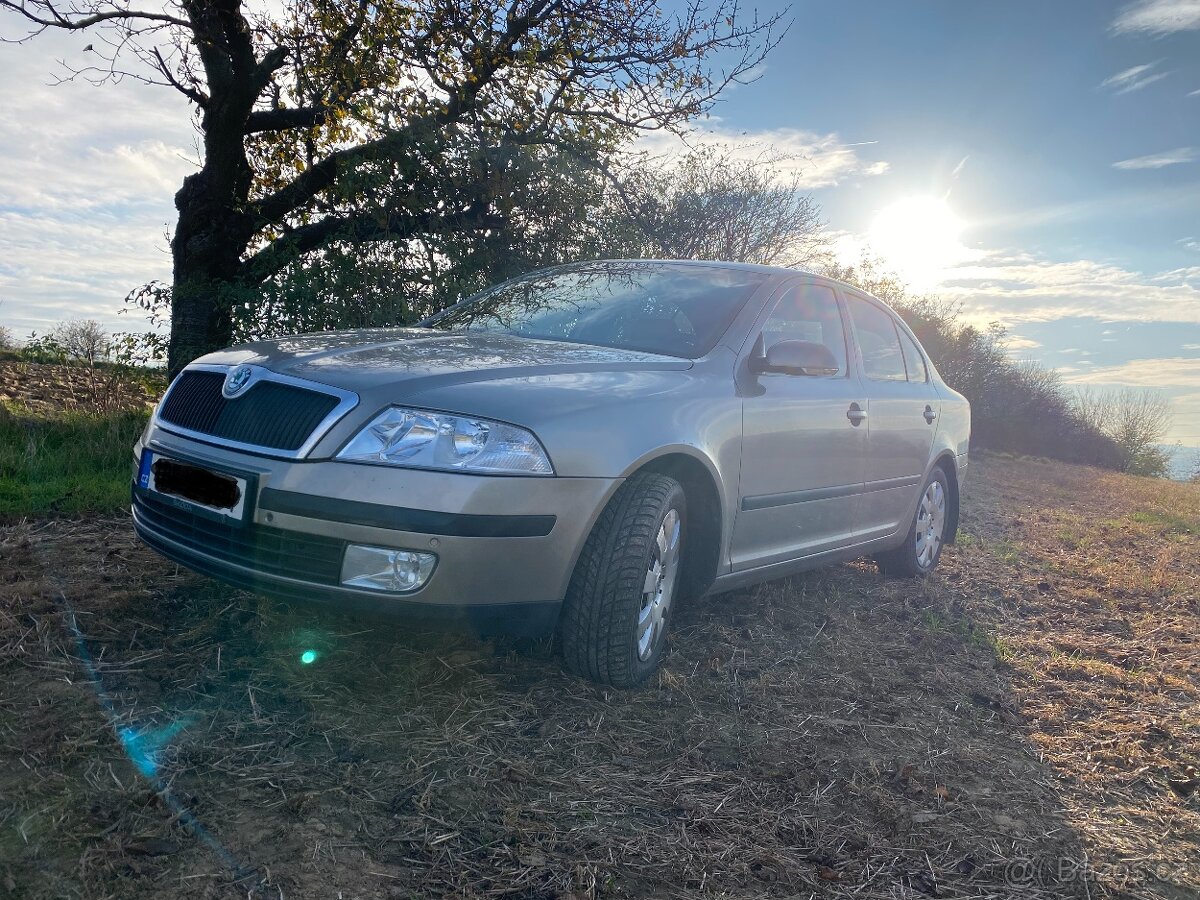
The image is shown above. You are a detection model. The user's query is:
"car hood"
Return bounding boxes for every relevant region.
[198,327,692,394]
[191,328,728,473]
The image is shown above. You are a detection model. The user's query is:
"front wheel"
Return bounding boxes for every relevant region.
[560,472,686,688]
[875,468,950,577]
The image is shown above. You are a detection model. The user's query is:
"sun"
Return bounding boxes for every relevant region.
[867,196,967,290]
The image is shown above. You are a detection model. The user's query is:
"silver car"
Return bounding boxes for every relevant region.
[133,260,969,686]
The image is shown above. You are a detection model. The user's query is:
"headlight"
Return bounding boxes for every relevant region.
[336,407,554,475]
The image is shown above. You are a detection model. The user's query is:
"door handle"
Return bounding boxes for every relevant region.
[847,402,867,426]
[923,404,937,424]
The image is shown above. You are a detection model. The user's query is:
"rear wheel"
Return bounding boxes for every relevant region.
[875,467,950,577]
[560,472,685,688]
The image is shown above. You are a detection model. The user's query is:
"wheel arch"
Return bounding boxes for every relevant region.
[932,451,960,544]
[626,450,724,599]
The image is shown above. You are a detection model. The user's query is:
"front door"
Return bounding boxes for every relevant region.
[731,280,869,570]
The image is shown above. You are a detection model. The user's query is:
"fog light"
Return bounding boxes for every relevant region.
[340,544,437,593]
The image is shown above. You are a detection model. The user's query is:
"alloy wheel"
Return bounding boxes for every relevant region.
[914,480,946,569]
[637,508,681,661]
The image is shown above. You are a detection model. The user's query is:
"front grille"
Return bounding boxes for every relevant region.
[133,490,346,585]
[159,370,340,452]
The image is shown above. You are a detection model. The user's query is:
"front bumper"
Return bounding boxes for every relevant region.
[131,429,620,631]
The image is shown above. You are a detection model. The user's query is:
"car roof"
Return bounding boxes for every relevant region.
[576,258,884,303]
[586,258,816,277]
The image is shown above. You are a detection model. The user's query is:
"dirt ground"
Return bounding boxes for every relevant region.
[1,453,1197,899]
[0,361,161,416]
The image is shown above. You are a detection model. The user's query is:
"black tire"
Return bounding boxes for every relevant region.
[560,472,686,688]
[875,467,950,578]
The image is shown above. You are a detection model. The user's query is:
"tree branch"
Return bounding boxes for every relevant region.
[247,43,287,97]
[240,200,502,285]
[152,45,207,105]
[0,0,190,39]
[250,1,563,226]
[245,105,327,133]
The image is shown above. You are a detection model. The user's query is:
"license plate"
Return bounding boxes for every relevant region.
[138,450,249,522]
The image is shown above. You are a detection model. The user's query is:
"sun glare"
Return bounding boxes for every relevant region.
[867,197,967,290]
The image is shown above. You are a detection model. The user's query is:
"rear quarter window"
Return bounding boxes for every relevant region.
[898,328,929,383]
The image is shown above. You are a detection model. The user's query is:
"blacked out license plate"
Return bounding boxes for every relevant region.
[138,450,249,522]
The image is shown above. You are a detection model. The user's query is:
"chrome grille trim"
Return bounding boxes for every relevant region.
[153,363,359,459]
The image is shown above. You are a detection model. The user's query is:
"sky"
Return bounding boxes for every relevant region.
[0,0,1198,446]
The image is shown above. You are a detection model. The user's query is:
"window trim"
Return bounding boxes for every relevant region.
[745,277,852,379]
[843,291,909,383]
[896,325,929,383]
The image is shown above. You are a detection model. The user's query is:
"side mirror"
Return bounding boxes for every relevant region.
[750,339,840,377]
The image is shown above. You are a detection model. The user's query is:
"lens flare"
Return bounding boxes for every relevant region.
[867,196,967,290]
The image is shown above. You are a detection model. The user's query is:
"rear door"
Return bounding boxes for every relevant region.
[842,292,939,539]
[731,279,869,570]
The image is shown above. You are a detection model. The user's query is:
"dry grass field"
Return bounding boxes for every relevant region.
[1,453,1197,899]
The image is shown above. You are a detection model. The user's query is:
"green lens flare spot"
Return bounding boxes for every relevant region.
[300,650,319,665]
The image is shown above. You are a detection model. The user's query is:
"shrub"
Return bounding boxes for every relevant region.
[18,332,69,365]
[825,258,1125,471]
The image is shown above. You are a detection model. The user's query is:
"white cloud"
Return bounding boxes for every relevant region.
[636,126,889,189]
[0,30,196,336]
[939,252,1200,326]
[1112,0,1200,35]
[1100,62,1169,94]
[1062,357,1200,387]
[1004,335,1042,352]
[1152,266,1200,282]
[1112,147,1197,169]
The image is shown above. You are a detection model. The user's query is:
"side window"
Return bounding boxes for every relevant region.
[760,283,848,376]
[898,328,929,383]
[846,296,907,382]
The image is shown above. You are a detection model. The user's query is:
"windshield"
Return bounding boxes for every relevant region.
[427,261,766,358]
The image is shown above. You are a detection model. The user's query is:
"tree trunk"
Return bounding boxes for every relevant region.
[167,110,256,377]
[167,176,239,377]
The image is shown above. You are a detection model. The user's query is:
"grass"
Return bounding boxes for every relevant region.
[918,605,1015,661]
[991,538,1022,564]
[1130,508,1199,536]
[0,404,146,520]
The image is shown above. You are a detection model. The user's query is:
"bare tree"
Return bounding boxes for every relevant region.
[613,145,827,267]
[1073,387,1173,477]
[49,318,110,364]
[1,0,784,375]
